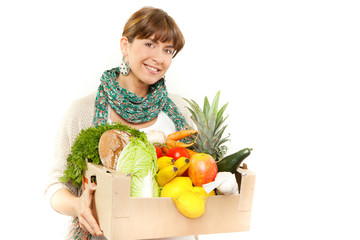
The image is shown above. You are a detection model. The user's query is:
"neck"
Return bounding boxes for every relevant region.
[117,73,149,97]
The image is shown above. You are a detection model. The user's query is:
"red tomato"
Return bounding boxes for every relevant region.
[188,153,218,186]
[155,146,163,159]
[166,147,190,160]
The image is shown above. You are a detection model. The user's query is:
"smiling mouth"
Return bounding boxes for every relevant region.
[144,64,161,73]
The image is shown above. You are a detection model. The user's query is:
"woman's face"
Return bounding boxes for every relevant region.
[123,35,174,86]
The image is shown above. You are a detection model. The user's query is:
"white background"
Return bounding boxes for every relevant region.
[1,0,360,239]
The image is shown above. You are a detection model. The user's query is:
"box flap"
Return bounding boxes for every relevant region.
[237,168,256,212]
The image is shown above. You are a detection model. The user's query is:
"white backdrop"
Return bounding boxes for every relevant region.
[1,0,360,239]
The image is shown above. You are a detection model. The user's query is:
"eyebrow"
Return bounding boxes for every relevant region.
[149,38,174,48]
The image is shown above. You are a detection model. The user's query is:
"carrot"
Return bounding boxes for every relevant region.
[161,145,170,155]
[167,129,198,141]
[166,139,194,148]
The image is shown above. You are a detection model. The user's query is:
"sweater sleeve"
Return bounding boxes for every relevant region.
[44,93,96,207]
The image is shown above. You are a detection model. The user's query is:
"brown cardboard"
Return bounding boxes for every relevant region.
[84,162,256,240]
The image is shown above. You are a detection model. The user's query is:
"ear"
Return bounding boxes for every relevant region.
[120,37,129,56]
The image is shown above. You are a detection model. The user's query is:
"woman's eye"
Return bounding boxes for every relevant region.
[145,43,154,48]
[164,48,174,54]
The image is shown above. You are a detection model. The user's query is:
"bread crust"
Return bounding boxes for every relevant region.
[98,129,131,169]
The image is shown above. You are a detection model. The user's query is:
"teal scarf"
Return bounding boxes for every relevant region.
[94,67,187,131]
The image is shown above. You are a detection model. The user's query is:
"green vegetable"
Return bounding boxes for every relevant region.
[116,137,160,197]
[59,123,145,188]
[216,148,252,173]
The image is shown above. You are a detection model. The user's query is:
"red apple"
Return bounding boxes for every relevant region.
[188,153,218,186]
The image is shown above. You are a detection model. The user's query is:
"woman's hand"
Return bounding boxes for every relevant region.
[77,183,103,237]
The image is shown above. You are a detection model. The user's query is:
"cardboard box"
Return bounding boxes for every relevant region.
[83,162,256,240]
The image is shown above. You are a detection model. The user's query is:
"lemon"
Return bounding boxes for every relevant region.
[173,190,205,219]
[192,186,216,201]
[161,177,193,198]
[208,190,216,196]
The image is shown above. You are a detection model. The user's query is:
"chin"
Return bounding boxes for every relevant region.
[142,76,163,86]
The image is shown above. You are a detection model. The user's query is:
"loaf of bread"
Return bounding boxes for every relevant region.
[98,129,131,169]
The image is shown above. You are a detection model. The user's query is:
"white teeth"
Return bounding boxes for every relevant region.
[145,65,159,72]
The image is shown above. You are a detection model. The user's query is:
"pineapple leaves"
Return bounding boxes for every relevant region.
[216,102,228,126]
[209,91,220,116]
[203,96,210,117]
[186,99,206,123]
[184,91,229,160]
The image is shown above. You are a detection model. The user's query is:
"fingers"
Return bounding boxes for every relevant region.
[79,182,103,236]
[83,182,97,207]
[79,208,103,236]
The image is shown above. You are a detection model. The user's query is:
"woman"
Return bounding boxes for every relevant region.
[45,7,193,239]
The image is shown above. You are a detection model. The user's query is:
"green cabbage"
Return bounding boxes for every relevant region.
[116,137,160,197]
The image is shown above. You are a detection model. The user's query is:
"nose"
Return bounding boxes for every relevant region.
[151,48,164,64]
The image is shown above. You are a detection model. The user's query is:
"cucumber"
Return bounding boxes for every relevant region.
[216,148,252,173]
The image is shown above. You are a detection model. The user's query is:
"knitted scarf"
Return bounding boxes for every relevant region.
[68,67,187,239]
[93,67,187,131]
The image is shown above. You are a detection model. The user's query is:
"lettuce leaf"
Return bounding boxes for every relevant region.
[116,137,160,197]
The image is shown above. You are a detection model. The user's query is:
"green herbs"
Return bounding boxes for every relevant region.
[59,123,145,188]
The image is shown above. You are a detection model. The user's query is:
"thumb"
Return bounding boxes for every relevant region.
[84,182,97,207]
[88,182,97,194]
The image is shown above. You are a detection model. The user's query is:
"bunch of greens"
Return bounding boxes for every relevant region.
[59,123,145,188]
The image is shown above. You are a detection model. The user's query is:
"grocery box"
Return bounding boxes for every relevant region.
[83,161,256,240]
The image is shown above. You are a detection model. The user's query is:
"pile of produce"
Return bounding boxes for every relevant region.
[59,91,252,219]
[150,91,253,218]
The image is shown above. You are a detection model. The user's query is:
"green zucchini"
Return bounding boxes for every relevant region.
[216,148,252,173]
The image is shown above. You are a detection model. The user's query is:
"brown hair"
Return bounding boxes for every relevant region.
[122,7,185,58]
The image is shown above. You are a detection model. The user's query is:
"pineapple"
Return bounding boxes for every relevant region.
[185,91,230,160]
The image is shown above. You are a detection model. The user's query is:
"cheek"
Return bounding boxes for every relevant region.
[128,53,143,69]
[128,45,147,63]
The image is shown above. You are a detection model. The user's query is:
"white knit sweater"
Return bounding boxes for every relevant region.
[45,91,193,206]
